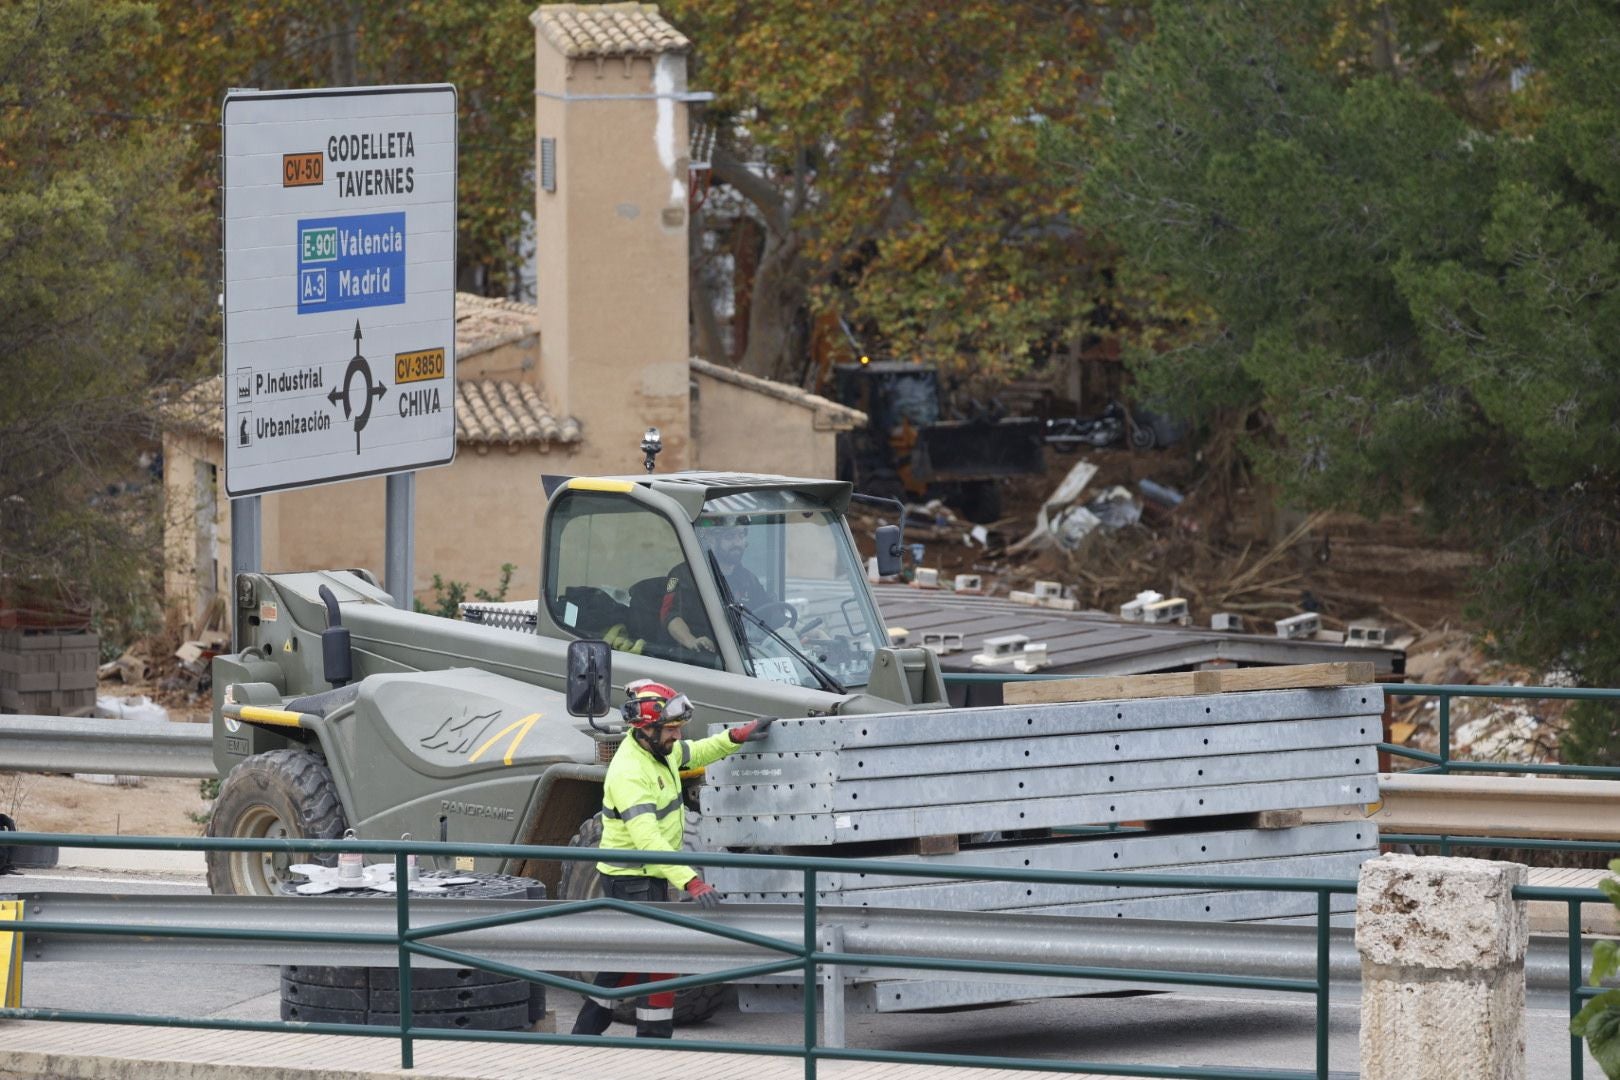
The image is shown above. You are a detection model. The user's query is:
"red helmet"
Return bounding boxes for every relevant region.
[621,679,693,730]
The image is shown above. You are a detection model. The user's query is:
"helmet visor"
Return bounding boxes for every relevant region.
[658,693,693,726]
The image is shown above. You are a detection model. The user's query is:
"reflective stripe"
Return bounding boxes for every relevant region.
[605,796,680,823]
[678,742,691,769]
[589,995,616,1009]
[636,1006,675,1021]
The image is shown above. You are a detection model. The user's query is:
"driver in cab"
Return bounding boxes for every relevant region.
[662,516,762,653]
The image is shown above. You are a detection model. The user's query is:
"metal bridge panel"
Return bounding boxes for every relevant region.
[699,773,1376,846]
[717,686,1378,753]
[805,713,1375,781]
[721,851,1371,908]
[707,821,1375,895]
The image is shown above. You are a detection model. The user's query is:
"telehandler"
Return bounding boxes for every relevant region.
[208,470,945,899]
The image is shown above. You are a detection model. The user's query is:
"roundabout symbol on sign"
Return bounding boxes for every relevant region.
[327,319,389,454]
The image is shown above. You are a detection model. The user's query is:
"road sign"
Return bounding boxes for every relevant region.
[222,85,457,497]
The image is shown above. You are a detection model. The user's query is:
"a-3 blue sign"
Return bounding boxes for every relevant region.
[296,212,406,314]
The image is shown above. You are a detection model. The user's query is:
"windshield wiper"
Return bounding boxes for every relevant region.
[707,552,757,679]
[728,601,848,696]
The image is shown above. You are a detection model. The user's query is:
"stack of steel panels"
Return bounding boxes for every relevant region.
[700,685,1380,849]
[707,681,1381,1015]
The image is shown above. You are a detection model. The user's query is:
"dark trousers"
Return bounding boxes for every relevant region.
[570,875,676,1039]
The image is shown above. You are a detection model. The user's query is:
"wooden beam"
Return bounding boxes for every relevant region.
[1003,662,1376,706]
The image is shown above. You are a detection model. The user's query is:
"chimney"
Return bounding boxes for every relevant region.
[531,4,695,471]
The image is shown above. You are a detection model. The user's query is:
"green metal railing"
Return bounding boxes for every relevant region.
[0,831,1353,1080]
[1376,682,1620,779]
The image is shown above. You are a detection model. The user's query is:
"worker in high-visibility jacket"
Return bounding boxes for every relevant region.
[570,678,775,1040]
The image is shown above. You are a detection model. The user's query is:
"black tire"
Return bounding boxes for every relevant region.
[558,813,727,1026]
[1128,421,1156,450]
[206,749,347,896]
[0,812,57,869]
[280,998,531,1031]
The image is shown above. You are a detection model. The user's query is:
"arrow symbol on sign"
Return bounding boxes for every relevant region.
[325,320,388,454]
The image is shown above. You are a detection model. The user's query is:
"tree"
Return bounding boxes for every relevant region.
[665,1,1112,382]
[0,0,214,641]
[1074,1,1620,738]
[122,0,536,298]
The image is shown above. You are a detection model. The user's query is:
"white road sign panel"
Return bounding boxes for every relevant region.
[222,85,457,497]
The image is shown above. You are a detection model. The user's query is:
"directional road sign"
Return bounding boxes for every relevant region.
[222,85,457,497]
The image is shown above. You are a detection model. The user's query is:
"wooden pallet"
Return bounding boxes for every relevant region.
[1003,661,1376,706]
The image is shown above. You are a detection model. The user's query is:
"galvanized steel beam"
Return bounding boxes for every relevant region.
[701,773,1376,846]
[710,821,1375,895]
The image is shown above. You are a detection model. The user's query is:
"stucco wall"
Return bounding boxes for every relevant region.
[457,337,537,382]
[534,41,691,476]
[691,371,840,478]
[162,430,229,629]
[261,448,566,604]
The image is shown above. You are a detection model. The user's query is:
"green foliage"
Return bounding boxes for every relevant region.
[1075,0,1620,717]
[1563,702,1620,769]
[0,0,214,636]
[414,562,515,619]
[122,0,536,296]
[1573,860,1620,1077]
[666,1,1111,379]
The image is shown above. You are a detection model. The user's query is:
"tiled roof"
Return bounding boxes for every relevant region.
[162,375,580,450]
[690,357,867,429]
[532,3,690,59]
[455,292,540,359]
[458,379,581,448]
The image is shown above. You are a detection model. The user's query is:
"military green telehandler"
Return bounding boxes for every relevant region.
[208,471,949,903]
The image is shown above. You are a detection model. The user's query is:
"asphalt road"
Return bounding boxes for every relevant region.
[6,865,1601,1079]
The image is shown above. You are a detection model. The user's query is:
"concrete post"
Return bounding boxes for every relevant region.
[1356,853,1528,1079]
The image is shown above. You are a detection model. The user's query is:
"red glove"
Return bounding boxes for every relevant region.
[685,878,722,909]
[728,716,777,743]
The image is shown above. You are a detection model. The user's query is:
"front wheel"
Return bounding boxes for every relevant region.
[206,749,348,896]
[558,813,727,1025]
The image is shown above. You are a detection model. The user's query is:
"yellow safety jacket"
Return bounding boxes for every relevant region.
[597,729,741,888]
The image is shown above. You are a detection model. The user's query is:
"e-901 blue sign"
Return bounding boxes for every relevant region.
[296,212,406,315]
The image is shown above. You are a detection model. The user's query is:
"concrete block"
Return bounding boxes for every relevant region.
[1357,853,1527,970]
[1357,854,1527,1080]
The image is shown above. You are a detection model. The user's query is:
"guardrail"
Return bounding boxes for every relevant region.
[0,715,213,778]
[0,831,1355,1080]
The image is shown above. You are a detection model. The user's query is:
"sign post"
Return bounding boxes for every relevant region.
[221,85,457,612]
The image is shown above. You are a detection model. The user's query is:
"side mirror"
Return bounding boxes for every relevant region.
[874,524,903,577]
[565,639,612,718]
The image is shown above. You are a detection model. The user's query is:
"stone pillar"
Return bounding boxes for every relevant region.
[1356,853,1528,1080]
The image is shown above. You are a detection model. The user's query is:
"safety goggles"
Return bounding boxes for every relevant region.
[657,694,694,725]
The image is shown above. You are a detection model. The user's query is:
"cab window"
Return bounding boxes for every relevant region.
[543,491,720,668]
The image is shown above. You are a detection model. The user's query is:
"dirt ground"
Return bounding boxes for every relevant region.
[2,772,207,838]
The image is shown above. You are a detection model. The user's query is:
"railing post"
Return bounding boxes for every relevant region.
[1437,694,1451,774]
[803,867,818,1080]
[1316,891,1330,1080]
[1358,853,1528,1080]
[1570,901,1585,1080]
[395,851,414,1070]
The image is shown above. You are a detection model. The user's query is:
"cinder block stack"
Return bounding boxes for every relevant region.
[0,629,99,715]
